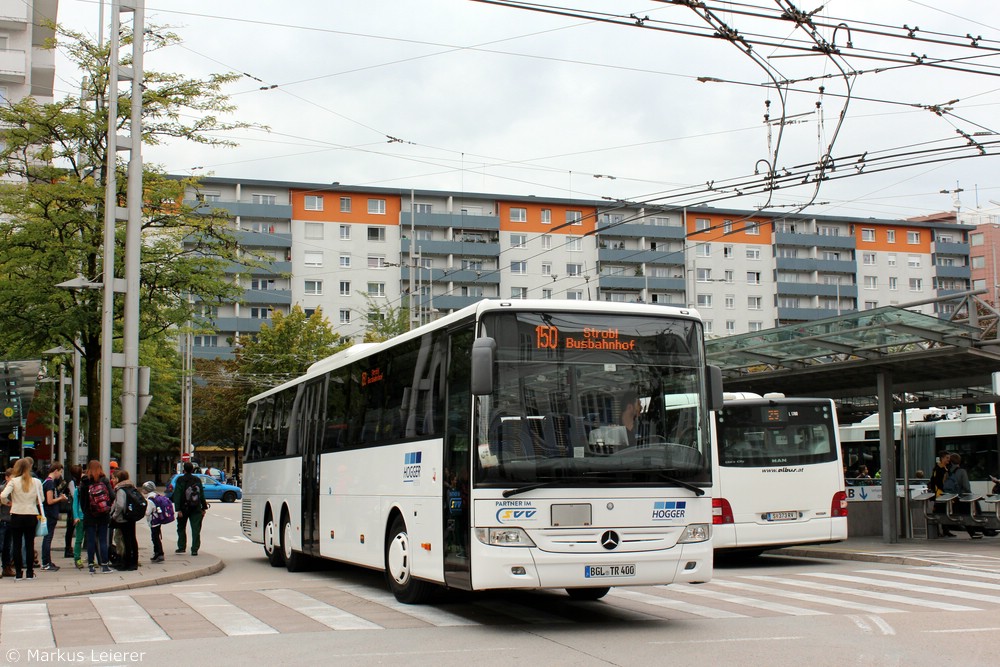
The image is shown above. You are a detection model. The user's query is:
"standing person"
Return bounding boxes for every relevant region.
[944,453,979,538]
[70,465,85,569]
[109,470,142,571]
[142,481,172,562]
[171,462,208,556]
[60,464,78,558]
[40,462,67,571]
[0,468,12,577]
[928,451,955,537]
[0,458,43,580]
[78,460,114,574]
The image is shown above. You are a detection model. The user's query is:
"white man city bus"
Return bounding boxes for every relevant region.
[242,300,723,603]
[711,393,848,556]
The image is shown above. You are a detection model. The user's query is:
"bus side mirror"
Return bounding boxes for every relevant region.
[707,365,724,411]
[471,337,497,396]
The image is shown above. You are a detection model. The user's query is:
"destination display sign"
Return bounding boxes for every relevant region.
[534,325,637,352]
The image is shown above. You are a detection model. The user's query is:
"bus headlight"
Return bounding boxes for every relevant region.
[678,523,711,543]
[475,527,536,547]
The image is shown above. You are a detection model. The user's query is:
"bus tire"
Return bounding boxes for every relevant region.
[566,587,610,601]
[385,515,434,604]
[281,512,308,572]
[263,508,284,567]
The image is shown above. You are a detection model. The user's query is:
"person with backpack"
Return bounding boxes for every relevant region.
[40,462,68,571]
[142,481,174,562]
[79,460,114,574]
[109,470,144,571]
[171,462,208,556]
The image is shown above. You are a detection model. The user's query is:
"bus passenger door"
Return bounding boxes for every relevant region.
[300,379,325,556]
[444,327,473,588]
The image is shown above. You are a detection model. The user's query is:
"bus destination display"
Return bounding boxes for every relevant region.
[534,325,637,351]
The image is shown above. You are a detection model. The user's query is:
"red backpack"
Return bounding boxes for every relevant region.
[88,479,113,514]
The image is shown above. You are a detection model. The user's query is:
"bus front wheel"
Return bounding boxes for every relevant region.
[566,587,611,601]
[385,516,434,604]
[263,510,284,567]
[281,513,308,572]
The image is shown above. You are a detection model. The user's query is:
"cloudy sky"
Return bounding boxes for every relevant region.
[54,1,1000,220]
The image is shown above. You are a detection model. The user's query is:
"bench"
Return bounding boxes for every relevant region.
[916,490,1000,537]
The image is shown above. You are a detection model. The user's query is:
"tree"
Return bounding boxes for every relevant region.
[0,25,258,458]
[362,297,410,343]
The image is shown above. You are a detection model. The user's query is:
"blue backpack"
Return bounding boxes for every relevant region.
[150,494,175,526]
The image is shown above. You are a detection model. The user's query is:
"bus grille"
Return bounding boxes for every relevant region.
[241,498,252,534]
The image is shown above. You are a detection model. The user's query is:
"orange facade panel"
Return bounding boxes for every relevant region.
[498,201,597,235]
[291,189,402,225]
[855,224,932,253]
[687,213,771,244]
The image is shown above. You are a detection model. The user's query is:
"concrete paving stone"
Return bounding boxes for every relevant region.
[47,597,114,647]
[217,589,332,634]
[131,592,226,640]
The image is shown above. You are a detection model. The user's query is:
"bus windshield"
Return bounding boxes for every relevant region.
[716,400,838,468]
[474,311,712,488]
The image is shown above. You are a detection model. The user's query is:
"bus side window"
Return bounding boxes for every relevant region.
[323,370,349,452]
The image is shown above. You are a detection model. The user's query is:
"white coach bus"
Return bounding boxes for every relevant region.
[241,299,723,603]
[711,393,848,555]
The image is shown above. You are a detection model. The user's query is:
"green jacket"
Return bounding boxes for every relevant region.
[171,474,208,512]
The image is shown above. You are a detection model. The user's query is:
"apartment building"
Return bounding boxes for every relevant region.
[0,0,57,104]
[185,177,973,357]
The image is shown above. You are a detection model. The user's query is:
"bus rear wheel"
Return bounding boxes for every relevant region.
[263,510,284,567]
[385,515,434,604]
[566,587,611,601]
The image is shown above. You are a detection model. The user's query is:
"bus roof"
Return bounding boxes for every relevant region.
[247,299,704,404]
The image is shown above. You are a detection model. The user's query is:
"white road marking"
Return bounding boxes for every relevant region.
[804,572,1000,606]
[664,584,827,616]
[848,615,873,634]
[91,596,169,643]
[258,589,381,630]
[0,602,54,648]
[719,579,901,614]
[859,568,1000,592]
[924,627,1000,634]
[610,589,745,619]
[337,584,479,626]
[743,575,981,612]
[176,591,278,636]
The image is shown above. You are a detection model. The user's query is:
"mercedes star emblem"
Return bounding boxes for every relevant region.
[600,530,620,550]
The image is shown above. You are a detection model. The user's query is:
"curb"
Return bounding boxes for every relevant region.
[774,546,923,566]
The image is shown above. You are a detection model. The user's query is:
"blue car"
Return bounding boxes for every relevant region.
[164,473,243,503]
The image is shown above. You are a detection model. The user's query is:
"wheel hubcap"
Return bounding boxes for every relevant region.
[264,520,275,554]
[283,521,292,560]
[387,531,410,585]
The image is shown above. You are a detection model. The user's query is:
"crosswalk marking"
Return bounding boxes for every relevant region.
[922,566,1000,582]
[859,568,1000,592]
[175,591,278,636]
[91,596,170,643]
[0,602,54,648]
[741,575,981,612]
[610,588,745,619]
[803,572,1000,606]
[662,584,827,616]
[715,579,902,614]
[258,589,381,630]
[338,584,479,626]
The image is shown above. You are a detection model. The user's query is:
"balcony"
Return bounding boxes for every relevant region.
[400,211,499,230]
[934,264,971,279]
[775,257,856,274]
[184,199,293,220]
[777,282,858,298]
[401,267,501,285]
[778,307,853,322]
[598,276,685,291]
[233,230,292,249]
[0,48,25,83]
[241,288,292,305]
[934,241,969,256]
[0,0,28,30]
[433,295,490,310]
[209,317,269,334]
[223,260,291,276]
[775,231,856,250]
[193,345,234,361]
[597,223,685,240]
[597,248,685,265]
[401,238,500,257]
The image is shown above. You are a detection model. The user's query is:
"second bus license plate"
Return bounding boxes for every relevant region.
[584,564,636,578]
[765,511,798,521]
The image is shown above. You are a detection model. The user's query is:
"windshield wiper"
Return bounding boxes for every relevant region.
[502,477,595,498]
[582,470,706,496]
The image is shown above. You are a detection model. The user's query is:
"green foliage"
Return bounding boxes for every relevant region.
[362,296,410,343]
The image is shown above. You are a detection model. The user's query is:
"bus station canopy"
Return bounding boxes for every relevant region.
[705,291,1000,421]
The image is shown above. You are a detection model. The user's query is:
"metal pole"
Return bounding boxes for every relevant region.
[57,364,66,463]
[120,0,145,475]
[877,370,898,543]
[71,343,81,466]
[409,190,416,330]
[901,403,911,539]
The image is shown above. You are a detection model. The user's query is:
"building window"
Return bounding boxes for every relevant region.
[865,301,878,310]
[566,263,583,276]
[304,195,323,211]
[972,256,986,269]
[746,271,761,285]
[368,226,386,242]
[339,281,351,296]
[862,228,876,242]
[566,211,583,225]
[461,259,483,270]
[304,280,323,295]
[250,307,272,319]
[748,296,762,310]
[198,192,221,203]
[863,253,876,266]
[368,199,386,215]
[697,245,710,257]
[252,194,276,205]
[697,268,713,282]
[541,289,552,299]
[907,231,921,244]
[749,321,763,332]
[723,220,733,234]
[512,287,527,299]
[414,203,432,214]
[819,225,840,236]
[696,219,711,232]
[908,255,921,268]
[461,286,484,297]
[368,256,386,269]
[778,248,798,259]
[889,277,898,291]
[511,234,527,248]
[970,232,984,247]
[909,278,922,292]
[864,276,878,289]
[567,236,582,251]
[193,335,218,348]
[511,261,527,275]
[367,282,386,297]
[746,221,760,235]
[566,291,583,300]
[415,230,432,241]
[887,253,896,267]
[724,270,734,283]
[339,254,351,268]
[746,247,760,260]
[723,245,733,259]
[300,222,322,240]
[338,309,350,324]
[339,196,351,213]
[251,279,274,291]
[703,320,713,334]
[541,235,551,250]
[887,229,896,243]
[541,262,552,276]
[822,251,841,261]
[725,295,735,309]
[726,320,736,334]
[541,209,551,224]
[303,251,323,267]
[338,224,350,240]
[510,207,527,223]
[696,294,712,308]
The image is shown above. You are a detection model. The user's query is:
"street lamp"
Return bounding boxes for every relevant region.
[41,347,69,464]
